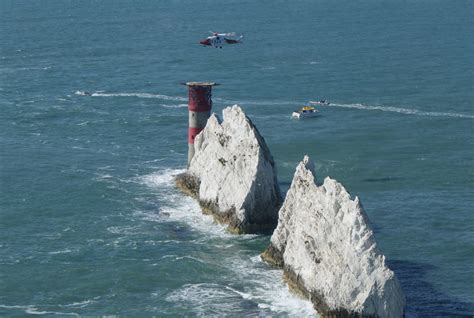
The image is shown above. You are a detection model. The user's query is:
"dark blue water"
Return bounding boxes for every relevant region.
[1,0,473,316]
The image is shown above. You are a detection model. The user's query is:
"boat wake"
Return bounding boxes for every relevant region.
[75,90,187,102]
[74,90,296,107]
[329,103,474,119]
[74,90,473,119]
[214,97,296,106]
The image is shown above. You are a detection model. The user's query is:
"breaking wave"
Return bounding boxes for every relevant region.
[139,169,316,317]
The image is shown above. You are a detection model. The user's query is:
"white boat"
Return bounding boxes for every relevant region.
[309,100,330,106]
[292,106,319,119]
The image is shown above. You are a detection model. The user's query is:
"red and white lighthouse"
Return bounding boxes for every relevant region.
[184,82,217,165]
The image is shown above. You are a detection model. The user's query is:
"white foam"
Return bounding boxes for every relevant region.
[94,172,133,187]
[161,103,188,108]
[330,102,474,119]
[61,299,98,308]
[175,255,207,263]
[214,97,296,106]
[165,283,257,314]
[0,305,31,310]
[25,308,79,316]
[96,165,116,171]
[106,225,141,235]
[0,304,79,317]
[165,278,316,317]
[225,255,317,317]
[139,169,185,188]
[158,199,230,236]
[48,249,72,255]
[140,168,317,316]
[250,114,290,120]
[137,169,230,235]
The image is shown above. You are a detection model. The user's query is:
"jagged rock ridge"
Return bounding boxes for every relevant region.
[175,105,282,234]
[262,156,406,318]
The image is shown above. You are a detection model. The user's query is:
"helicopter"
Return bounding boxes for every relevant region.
[199,32,243,48]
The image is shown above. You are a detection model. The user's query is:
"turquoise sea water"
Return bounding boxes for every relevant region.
[1,0,473,317]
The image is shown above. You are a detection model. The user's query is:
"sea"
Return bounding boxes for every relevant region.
[1,0,473,317]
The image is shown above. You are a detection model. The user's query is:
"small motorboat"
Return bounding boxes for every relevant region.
[292,105,319,119]
[309,100,330,106]
[75,90,93,96]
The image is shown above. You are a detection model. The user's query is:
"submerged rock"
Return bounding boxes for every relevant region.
[175,105,282,234]
[262,156,406,317]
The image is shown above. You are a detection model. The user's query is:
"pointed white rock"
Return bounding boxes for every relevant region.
[177,105,282,233]
[263,155,406,317]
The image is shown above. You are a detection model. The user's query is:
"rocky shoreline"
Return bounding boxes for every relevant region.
[175,105,406,317]
[175,105,282,234]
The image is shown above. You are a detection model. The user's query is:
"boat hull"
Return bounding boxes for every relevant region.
[292,111,319,119]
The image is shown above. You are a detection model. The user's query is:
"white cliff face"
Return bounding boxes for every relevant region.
[267,156,406,317]
[187,105,282,233]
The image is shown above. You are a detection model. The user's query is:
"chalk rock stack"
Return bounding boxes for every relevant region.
[175,105,282,234]
[262,156,406,317]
